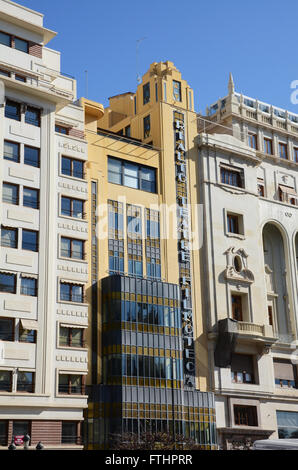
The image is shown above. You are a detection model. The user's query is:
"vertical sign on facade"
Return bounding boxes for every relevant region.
[174,111,195,388]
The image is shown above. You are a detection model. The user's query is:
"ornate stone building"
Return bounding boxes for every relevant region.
[197,75,298,449]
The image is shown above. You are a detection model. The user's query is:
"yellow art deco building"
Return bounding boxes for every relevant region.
[80,62,216,449]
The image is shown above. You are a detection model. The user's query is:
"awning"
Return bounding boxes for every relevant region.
[60,279,84,286]
[220,163,242,172]
[20,273,38,279]
[60,323,86,329]
[20,319,38,331]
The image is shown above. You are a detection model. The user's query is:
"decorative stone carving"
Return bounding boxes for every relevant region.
[224,247,255,283]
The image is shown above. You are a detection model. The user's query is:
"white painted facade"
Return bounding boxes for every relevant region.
[0,0,88,448]
[198,79,298,448]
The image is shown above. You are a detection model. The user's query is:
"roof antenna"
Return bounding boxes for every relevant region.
[136,37,146,84]
[85,70,88,99]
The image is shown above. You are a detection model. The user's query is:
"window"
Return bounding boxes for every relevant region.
[12,421,30,440]
[5,99,20,121]
[62,422,79,444]
[0,421,8,446]
[127,205,143,277]
[2,182,18,205]
[268,306,273,326]
[1,226,18,249]
[55,124,69,135]
[231,295,243,321]
[17,372,34,393]
[227,213,240,234]
[23,187,39,209]
[220,166,243,188]
[279,184,297,205]
[58,374,85,395]
[294,148,298,163]
[14,37,29,53]
[277,411,298,439]
[257,178,265,197]
[108,200,124,274]
[61,237,84,260]
[155,82,158,102]
[3,141,20,162]
[20,277,37,296]
[188,91,192,110]
[274,359,297,388]
[124,162,138,189]
[143,82,150,105]
[0,69,10,77]
[125,125,131,137]
[143,115,151,139]
[108,157,156,193]
[146,208,161,280]
[108,157,122,185]
[173,80,182,101]
[0,371,12,392]
[0,318,14,341]
[24,145,40,168]
[25,106,40,127]
[61,197,84,219]
[22,229,38,252]
[61,156,84,179]
[248,133,257,149]
[140,166,156,192]
[234,405,258,426]
[264,137,273,155]
[0,272,16,293]
[231,354,255,384]
[60,282,84,303]
[163,82,167,101]
[59,326,85,348]
[19,320,37,343]
[15,74,26,83]
[279,142,288,160]
[0,31,11,47]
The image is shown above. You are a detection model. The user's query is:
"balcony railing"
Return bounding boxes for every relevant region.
[237,322,265,336]
[61,435,82,445]
[58,385,85,395]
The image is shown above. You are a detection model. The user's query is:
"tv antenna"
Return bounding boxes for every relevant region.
[85,70,88,99]
[136,37,147,84]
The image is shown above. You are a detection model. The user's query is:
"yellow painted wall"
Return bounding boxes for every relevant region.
[82,61,208,391]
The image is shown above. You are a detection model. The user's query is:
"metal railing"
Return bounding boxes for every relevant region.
[61,435,82,445]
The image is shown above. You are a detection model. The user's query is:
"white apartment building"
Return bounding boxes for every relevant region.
[0,0,88,449]
[197,75,298,449]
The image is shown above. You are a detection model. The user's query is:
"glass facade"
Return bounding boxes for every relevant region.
[108,200,124,273]
[145,209,161,279]
[127,205,143,277]
[84,274,217,450]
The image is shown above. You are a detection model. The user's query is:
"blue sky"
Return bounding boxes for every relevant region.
[15,0,298,114]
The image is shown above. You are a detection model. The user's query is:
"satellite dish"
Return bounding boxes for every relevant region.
[137,75,142,84]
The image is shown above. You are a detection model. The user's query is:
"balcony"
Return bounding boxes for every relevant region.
[214,318,277,368]
[236,321,273,338]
